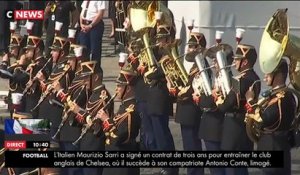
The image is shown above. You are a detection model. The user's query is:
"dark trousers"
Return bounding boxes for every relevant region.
[138,101,157,150]
[79,21,104,65]
[204,141,225,175]
[60,142,82,175]
[150,114,178,174]
[181,125,204,175]
[222,117,251,175]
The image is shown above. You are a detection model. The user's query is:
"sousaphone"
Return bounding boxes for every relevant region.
[246,8,300,142]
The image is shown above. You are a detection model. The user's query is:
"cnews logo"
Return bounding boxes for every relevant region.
[6,10,44,20]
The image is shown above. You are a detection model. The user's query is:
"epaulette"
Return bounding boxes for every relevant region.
[267,91,285,107]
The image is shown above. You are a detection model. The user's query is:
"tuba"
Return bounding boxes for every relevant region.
[245,8,300,142]
[205,44,234,104]
[259,8,300,91]
[160,39,189,89]
[129,1,173,84]
[192,52,212,96]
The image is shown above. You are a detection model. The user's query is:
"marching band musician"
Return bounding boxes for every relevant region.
[214,44,261,175]
[51,44,90,175]
[0,34,27,117]
[96,66,140,175]
[245,59,294,175]
[53,45,113,175]
[169,32,205,175]
[20,35,50,118]
[37,36,74,139]
[194,43,228,175]
[127,38,156,151]
[144,24,178,175]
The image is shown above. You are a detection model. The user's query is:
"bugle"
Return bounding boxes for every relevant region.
[52,85,86,140]
[72,93,117,146]
[31,65,71,112]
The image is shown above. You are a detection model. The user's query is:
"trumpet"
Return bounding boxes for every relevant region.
[72,93,117,146]
[52,85,86,140]
[31,65,71,112]
[23,58,52,96]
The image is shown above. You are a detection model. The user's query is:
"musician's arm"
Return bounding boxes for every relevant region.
[144,65,165,80]
[12,67,30,84]
[260,102,280,128]
[217,90,238,113]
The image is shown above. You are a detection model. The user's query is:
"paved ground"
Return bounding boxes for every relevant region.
[0,17,299,175]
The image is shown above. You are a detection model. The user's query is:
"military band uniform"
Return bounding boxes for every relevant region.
[37,37,74,139]
[16,36,51,118]
[245,60,295,175]
[55,62,94,175]
[214,44,260,175]
[24,56,50,118]
[169,32,208,175]
[126,48,155,150]
[174,63,204,175]
[97,68,140,175]
[193,57,226,175]
[0,34,27,116]
[73,83,113,174]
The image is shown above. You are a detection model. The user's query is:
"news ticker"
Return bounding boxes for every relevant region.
[5,151,283,168]
[4,141,50,149]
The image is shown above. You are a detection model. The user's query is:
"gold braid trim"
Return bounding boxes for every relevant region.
[109,104,135,144]
[86,90,108,116]
[262,91,284,133]
[48,64,70,83]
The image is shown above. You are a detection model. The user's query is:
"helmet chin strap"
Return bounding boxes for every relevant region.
[237,59,243,72]
[121,85,128,101]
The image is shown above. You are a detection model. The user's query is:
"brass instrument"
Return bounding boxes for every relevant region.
[245,8,300,142]
[245,87,300,143]
[192,52,212,96]
[52,85,86,140]
[31,65,71,112]
[23,58,52,96]
[129,1,173,32]
[259,8,300,91]
[160,39,189,89]
[214,50,234,105]
[129,1,173,85]
[72,93,117,146]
